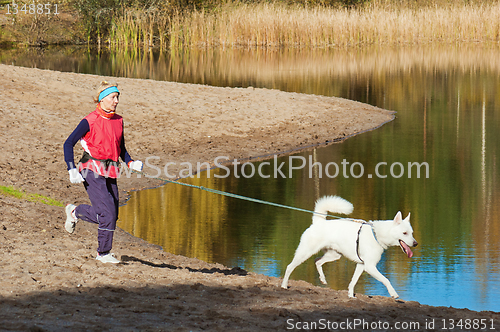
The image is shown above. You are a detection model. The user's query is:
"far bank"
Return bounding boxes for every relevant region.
[1,1,499,48]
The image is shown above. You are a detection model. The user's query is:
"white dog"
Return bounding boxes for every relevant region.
[281,195,418,299]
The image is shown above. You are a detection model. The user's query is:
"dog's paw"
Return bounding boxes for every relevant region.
[348,293,356,298]
[391,293,400,299]
[319,278,327,285]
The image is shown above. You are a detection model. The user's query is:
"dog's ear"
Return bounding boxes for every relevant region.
[404,212,411,222]
[394,211,403,224]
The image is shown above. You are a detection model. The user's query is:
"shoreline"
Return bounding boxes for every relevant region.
[123,108,396,189]
[1,64,498,330]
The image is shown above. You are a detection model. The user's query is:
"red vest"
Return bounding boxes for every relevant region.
[78,109,123,178]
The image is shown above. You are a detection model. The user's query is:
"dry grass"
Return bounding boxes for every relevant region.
[2,0,499,48]
[169,1,500,48]
[110,8,171,50]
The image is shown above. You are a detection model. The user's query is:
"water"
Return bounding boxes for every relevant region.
[4,45,500,312]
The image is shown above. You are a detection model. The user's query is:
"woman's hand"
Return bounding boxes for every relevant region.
[68,168,85,184]
[128,160,143,172]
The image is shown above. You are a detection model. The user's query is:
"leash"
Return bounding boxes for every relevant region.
[134,168,387,263]
[132,169,346,219]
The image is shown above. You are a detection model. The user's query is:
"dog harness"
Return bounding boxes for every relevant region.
[355,221,382,263]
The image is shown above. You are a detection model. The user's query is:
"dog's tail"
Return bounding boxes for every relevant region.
[313,195,353,222]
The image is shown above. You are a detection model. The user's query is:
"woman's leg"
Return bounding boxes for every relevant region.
[75,170,119,254]
[97,176,119,254]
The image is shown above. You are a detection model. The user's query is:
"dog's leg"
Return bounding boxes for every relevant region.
[315,250,342,285]
[281,260,301,289]
[281,256,308,289]
[348,263,364,298]
[281,244,319,289]
[364,264,399,299]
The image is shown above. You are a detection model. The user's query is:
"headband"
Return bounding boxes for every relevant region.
[98,86,120,102]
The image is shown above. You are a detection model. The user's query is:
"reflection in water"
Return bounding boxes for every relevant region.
[119,176,229,263]
[4,45,500,311]
[3,44,500,92]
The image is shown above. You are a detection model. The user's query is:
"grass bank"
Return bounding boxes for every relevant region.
[0,186,64,207]
[169,1,500,48]
[1,1,499,48]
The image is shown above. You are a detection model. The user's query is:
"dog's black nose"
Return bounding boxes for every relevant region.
[413,241,418,247]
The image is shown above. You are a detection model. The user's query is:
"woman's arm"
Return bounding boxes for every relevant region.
[120,137,133,166]
[63,119,90,170]
[120,126,143,171]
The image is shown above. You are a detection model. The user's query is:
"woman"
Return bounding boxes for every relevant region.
[63,82,143,264]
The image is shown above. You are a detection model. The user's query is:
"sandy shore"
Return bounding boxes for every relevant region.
[0,63,497,331]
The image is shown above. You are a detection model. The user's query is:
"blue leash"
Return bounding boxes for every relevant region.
[133,169,345,219]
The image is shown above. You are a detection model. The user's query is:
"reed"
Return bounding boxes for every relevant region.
[169,1,500,48]
[110,7,171,50]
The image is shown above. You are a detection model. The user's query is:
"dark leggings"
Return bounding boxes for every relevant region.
[75,170,119,254]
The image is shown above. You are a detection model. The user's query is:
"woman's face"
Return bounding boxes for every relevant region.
[100,92,119,112]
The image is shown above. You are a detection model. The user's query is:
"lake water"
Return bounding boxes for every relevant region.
[3,45,500,312]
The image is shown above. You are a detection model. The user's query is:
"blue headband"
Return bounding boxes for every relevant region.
[98,86,120,102]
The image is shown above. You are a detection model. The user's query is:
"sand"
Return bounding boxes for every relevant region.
[0,63,497,331]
